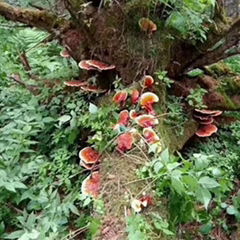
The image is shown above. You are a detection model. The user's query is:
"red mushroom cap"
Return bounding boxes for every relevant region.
[118,110,130,126]
[129,109,140,120]
[143,75,154,88]
[135,114,159,128]
[139,195,154,207]
[139,18,157,33]
[81,85,106,93]
[80,160,99,170]
[81,172,101,198]
[131,89,140,104]
[140,92,159,115]
[79,147,100,164]
[196,124,218,137]
[64,81,88,87]
[79,60,98,70]
[117,132,134,153]
[86,60,115,71]
[194,109,223,116]
[193,114,212,121]
[143,127,160,144]
[198,117,214,125]
[60,49,71,58]
[113,91,128,104]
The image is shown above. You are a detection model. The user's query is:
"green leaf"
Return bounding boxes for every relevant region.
[89,103,98,114]
[182,175,199,191]
[199,223,213,235]
[171,177,185,195]
[226,205,237,215]
[186,68,204,77]
[161,148,169,163]
[153,161,164,173]
[4,230,25,239]
[196,187,211,209]
[199,176,220,189]
[58,115,71,125]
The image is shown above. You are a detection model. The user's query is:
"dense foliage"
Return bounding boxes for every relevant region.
[0,0,240,238]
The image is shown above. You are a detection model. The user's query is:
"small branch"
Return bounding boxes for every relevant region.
[0,1,72,33]
[19,51,31,71]
[10,73,39,95]
[184,17,240,72]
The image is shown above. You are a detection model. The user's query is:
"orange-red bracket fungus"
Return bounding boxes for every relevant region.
[81,172,101,198]
[117,132,135,153]
[198,117,214,125]
[196,124,218,137]
[79,60,98,70]
[142,75,154,88]
[143,127,160,144]
[113,91,128,105]
[130,109,140,120]
[140,92,159,115]
[79,60,115,71]
[118,110,130,126]
[135,114,159,128]
[194,109,223,116]
[60,49,71,58]
[64,80,88,87]
[86,60,115,71]
[81,85,106,93]
[139,18,157,33]
[79,147,100,164]
[131,89,140,104]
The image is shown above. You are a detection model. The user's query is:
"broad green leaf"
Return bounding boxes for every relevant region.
[4,230,25,239]
[226,205,237,215]
[153,161,164,173]
[161,148,169,163]
[182,175,199,191]
[199,176,219,189]
[196,187,211,209]
[89,103,98,114]
[58,115,71,125]
[186,69,204,78]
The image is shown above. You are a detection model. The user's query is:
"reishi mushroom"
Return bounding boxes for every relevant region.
[138,18,157,33]
[142,75,154,88]
[195,124,218,137]
[79,60,98,70]
[131,89,140,104]
[194,109,223,116]
[117,132,135,153]
[198,117,214,125]
[79,147,100,170]
[113,91,128,105]
[81,171,101,198]
[129,109,140,120]
[79,60,115,71]
[135,114,159,128]
[143,127,160,144]
[139,92,159,115]
[86,60,115,71]
[64,80,88,87]
[60,49,71,58]
[81,85,106,93]
[118,110,130,126]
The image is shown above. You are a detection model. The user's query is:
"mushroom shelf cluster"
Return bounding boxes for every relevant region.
[113,75,163,153]
[79,147,101,198]
[193,109,223,137]
[63,59,116,93]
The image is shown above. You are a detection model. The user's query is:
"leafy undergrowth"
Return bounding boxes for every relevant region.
[0,18,106,239]
[1,11,240,240]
